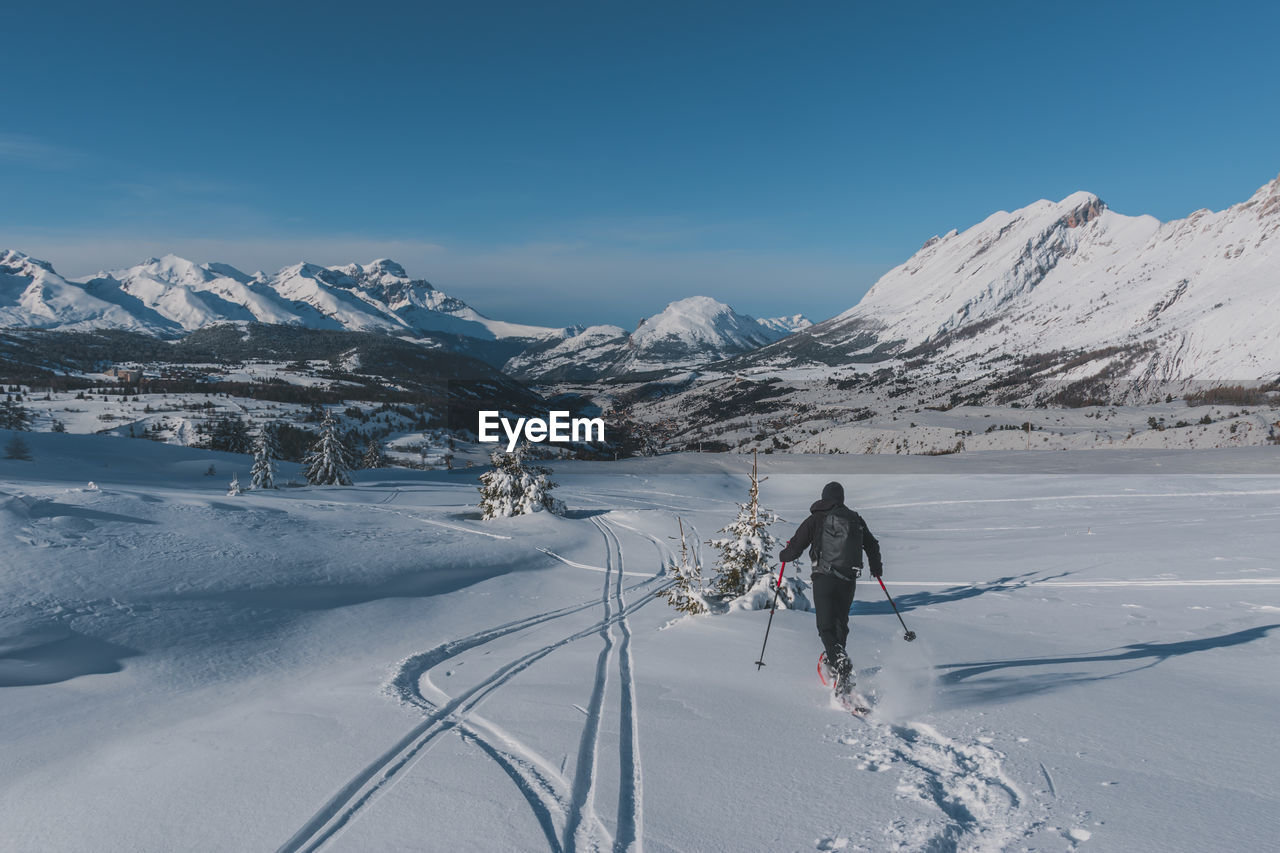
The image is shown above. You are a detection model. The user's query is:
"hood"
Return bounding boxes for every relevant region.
[809,481,845,513]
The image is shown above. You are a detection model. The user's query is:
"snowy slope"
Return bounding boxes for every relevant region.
[507,296,793,380]
[2,437,1278,852]
[758,174,1280,382]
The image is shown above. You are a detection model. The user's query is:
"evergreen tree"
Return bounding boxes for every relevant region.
[477,444,565,520]
[304,412,354,486]
[656,517,708,614]
[3,433,33,461]
[206,414,251,453]
[227,474,243,496]
[0,400,32,431]
[250,423,280,490]
[361,436,388,470]
[707,451,782,600]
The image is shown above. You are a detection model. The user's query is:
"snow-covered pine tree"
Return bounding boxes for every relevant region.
[227,474,243,496]
[3,433,33,461]
[477,444,566,520]
[656,516,708,614]
[362,436,388,469]
[250,423,280,490]
[304,412,354,486]
[707,451,784,603]
[0,400,32,431]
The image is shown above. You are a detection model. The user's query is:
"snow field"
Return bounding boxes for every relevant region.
[2,435,1279,851]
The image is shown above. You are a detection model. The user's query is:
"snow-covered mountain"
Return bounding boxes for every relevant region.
[1,251,808,380]
[505,296,801,380]
[758,313,813,335]
[753,174,1280,385]
[0,251,569,353]
[1,249,164,334]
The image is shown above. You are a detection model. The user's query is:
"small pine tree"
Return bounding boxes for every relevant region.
[656,517,708,614]
[707,451,782,601]
[362,437,388,470]
[304,413,354,486]
[477,444,566,520]
[4,433,33,461]
[227,474,243,496]
[250,423,279,490]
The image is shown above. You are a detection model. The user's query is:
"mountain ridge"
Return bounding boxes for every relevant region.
[740,172,1280,385]
[503,295,807,381]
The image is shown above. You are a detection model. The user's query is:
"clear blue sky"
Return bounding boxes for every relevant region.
[3,0,1278,328]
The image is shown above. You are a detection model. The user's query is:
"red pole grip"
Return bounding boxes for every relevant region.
[776,561,787,588]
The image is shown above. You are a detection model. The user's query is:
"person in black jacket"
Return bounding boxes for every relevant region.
[779,481,882,693]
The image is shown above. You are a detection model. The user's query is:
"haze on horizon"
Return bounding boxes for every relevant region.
[3,1,1278,328]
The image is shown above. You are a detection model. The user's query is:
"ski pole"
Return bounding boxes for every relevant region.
[754,562,788,669]
[877,576,917,642]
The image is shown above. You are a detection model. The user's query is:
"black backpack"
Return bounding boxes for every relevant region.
[815,506,863,580]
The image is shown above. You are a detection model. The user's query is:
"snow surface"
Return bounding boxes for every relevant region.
[3,434,1279,851]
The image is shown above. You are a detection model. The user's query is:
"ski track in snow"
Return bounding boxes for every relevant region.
[276,514,668,853]
[295,495,514,540]
[598,518,643,853]
[564,488,702,514]
[865,487,1280,511]
[364,505,513,540]
[563,518,618,853]
[537,546,654,579]
[886,578,1280,588]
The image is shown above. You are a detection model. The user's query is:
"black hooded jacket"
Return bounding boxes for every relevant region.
[779,481,882,579]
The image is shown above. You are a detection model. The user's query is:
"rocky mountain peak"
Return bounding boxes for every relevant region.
[1060,192,1107,228]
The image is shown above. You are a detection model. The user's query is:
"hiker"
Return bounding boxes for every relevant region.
[779,481,883,694]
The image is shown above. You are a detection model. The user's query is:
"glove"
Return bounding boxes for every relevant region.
[870,566,883,579]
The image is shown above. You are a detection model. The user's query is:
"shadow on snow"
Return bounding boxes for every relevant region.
[850,571,1072,617]
[933,623,1280,708]
[0,626,141,688]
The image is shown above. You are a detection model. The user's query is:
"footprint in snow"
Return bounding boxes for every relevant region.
[859,722,1049,852]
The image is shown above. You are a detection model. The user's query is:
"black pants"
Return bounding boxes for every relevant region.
[813,573,857,665]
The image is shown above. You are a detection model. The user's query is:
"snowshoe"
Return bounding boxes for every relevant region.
[833,655,854,696]
[818,652,834,685]
[819,652,871,716]
[817,651,854,693]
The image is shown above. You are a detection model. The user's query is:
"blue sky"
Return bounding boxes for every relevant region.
[3,1,1278,328]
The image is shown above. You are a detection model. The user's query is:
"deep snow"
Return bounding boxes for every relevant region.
[2,434,1279,851]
